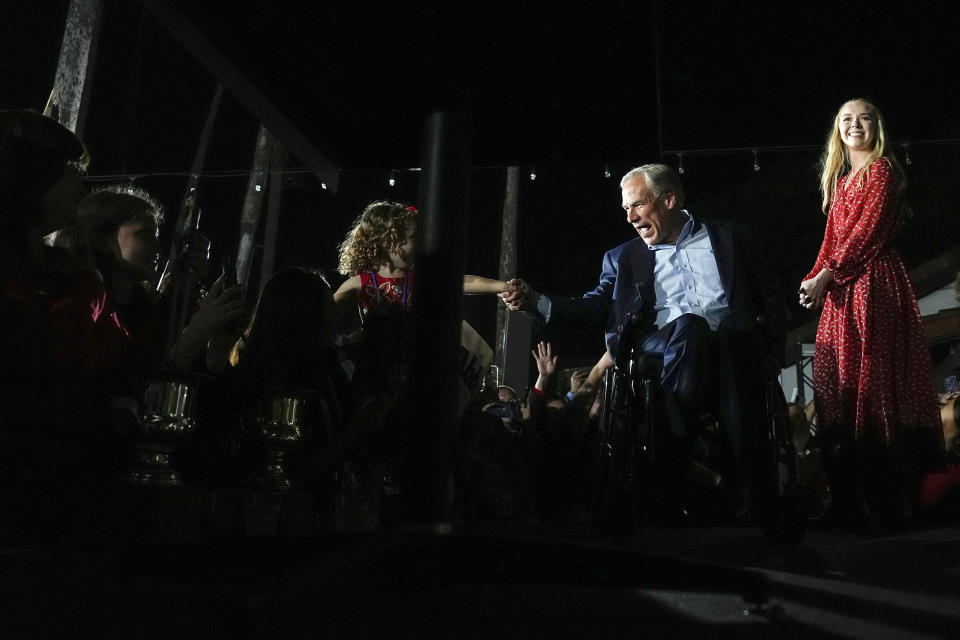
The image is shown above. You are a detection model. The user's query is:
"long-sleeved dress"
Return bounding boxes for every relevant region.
[805,157,942,468]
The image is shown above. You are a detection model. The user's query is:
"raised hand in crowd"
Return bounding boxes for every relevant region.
[169,273,245,369]
[531,340,558,394]
[584,351,613,394]
[569,369,589,395]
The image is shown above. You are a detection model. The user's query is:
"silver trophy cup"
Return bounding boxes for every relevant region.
[246,392,310,491]
[119,375,198,486]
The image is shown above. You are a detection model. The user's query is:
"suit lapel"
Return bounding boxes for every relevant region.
[624,239,654,316]
[705,221,735,300]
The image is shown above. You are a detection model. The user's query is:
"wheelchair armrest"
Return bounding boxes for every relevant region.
[615,312,646,371]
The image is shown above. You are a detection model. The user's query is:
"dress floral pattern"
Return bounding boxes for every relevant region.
[354,271,414,388]
[358,271,413,316]
[806,158,941,460]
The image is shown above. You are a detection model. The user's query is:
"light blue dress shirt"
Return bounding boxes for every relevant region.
[649,211,729,330]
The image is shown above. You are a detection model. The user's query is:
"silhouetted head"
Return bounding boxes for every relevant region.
[234,267,335,389]
[0,110,90,249]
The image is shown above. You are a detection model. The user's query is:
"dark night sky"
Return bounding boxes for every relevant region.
[4,0,960,359]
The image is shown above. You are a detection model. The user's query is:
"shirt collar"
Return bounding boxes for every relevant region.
[647,210,695,251]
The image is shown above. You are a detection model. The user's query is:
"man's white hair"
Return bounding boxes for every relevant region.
[620,163,685,208]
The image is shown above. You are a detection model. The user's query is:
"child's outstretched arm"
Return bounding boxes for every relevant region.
[463,274,513,294]
[333,275,362,317]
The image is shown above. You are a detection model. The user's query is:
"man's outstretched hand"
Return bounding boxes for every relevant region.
[500,278,537,313]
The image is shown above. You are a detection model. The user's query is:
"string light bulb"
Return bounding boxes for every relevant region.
[388,171,397,187]
[752,149,760,172]
[904,143,912,166]
[603,163,612,179]
[529,166,537,181]
[677,153,685,175]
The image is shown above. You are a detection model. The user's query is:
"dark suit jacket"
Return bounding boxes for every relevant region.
[542,218,790,364]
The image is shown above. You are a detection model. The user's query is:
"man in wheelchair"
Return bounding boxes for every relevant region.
[502,164,801,538]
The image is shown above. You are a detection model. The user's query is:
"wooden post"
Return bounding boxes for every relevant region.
[258,141,287,293]
[44,0,103,136]
[495,166,520,368]
[235,125,275,290]
[495,167,534,392]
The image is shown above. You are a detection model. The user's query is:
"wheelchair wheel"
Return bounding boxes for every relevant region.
[756,376,808,543]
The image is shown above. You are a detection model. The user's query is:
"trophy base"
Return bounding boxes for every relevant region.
[119,448,183,486]
[245,454,294,492]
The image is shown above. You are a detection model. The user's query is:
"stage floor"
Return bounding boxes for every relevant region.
[473,520,960,639]
[3,521,959,638]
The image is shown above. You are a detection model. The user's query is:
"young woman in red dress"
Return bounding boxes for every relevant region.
[799,98,943,527]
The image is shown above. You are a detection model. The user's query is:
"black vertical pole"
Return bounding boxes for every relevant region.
[653,0,664,159]
[404,111,471,531]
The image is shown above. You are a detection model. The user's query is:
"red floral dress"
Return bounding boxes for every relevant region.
[806,158,941,462]
[354,271,414,387]
[358,270,414,316]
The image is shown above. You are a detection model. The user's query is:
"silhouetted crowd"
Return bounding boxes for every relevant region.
[0,110,618,546]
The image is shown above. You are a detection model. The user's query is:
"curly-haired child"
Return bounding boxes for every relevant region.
[334,200,511,318]
[331,201,512,528]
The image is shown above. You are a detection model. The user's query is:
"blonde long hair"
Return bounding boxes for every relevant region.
[818,98,905,213]
[337,200,417,275]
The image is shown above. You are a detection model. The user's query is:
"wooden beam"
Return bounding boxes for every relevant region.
[44,0,103,136]
[137,0,341,191]
[188,83,224,181]
[157,83,223,292]
[258,141,287,293]
[909,243,960,299]
[235,125,275,289]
